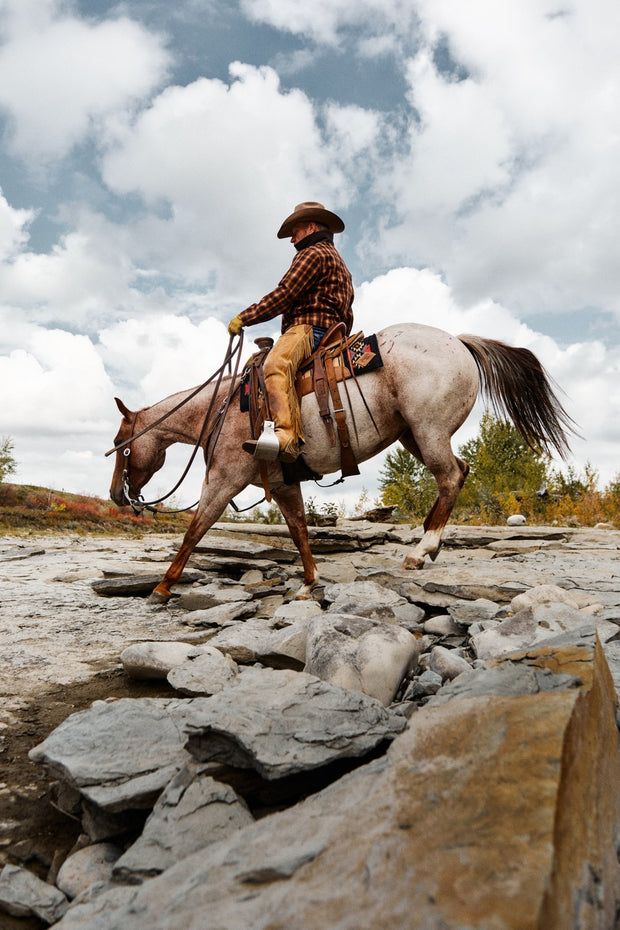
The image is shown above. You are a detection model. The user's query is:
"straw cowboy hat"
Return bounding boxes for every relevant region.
[277,201,345,239]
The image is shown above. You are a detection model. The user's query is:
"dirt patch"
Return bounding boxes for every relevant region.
[0,668,171,918]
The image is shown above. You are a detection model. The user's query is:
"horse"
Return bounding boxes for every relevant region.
[108,322,574,603]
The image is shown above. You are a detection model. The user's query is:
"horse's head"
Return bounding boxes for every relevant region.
[109,397,166,508]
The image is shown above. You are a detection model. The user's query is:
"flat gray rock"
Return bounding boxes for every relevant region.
[180,600,258,627]
[91,571,205,597]
[304,614,421,706]
[186,667,406,779]
[29,698,213,811]
[428,662,582,705]
[174,581,253,611]
[471,603,618,660]
[323,580,421,625]
[56,843,121,900]
[113,764,254,880]
[447,598,502,625]
[0,545,45,561]
[189,555,283,574]
[0,864,68,923]
[120,641,209,680]
[190,536,298,563]
[167,647,238,695]
[205,617,280,662]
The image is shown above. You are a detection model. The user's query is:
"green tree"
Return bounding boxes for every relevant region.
[457,411,549,519]
[378,447,437,519]
[605,472,620,501]
[0,437,16,484]
[548,461,598,500]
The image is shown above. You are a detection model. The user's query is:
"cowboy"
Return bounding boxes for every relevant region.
[228,201,354,462]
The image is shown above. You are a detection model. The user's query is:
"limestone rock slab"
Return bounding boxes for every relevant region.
[189,535,298,563]
[91,571,204,597]
[120,641,208,680]
[0,864,68,924]
[56,843,121,899]
[174,581,252,611]
[186,667,406,779]
[472,604,618,660]
[447,597,502,625]
[205,618,279,662]
[29,697,213,811]
[323,580,420,625]
[167,647,238,695]
[113,764,254,881]
[304,614,421,705]
[180,600,258,628]
[52,636,620,930]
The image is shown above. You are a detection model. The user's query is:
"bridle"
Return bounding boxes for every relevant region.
[106,333,246,515]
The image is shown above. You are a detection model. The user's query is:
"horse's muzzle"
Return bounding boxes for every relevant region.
[109,486,126,507]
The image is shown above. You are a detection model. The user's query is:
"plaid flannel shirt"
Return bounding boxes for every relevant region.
[239,235,354,335]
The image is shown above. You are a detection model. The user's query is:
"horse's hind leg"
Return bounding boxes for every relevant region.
[398,429,469,570]
[271,483,319,599]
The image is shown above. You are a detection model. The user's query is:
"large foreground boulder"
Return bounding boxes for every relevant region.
[52,635,620,929]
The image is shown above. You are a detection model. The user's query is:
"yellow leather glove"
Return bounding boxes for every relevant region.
[228,314,244,336]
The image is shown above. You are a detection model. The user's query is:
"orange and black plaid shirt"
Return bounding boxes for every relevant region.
[239,233,354,335]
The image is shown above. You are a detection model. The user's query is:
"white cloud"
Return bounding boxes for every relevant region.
[0,1,170,161]
[98,314,232,405]
[0,211,134,330]
[240,0,419,48]
[0,187,34,259]
[0,321,115,435]
[371,0,620,318]
[99,64,381,301]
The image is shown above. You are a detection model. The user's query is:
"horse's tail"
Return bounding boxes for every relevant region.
[458,334,577,460]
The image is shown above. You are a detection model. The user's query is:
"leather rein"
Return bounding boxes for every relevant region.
[105,333,246,515]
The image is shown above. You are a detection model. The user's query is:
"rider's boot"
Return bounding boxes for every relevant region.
[242,324,312,463]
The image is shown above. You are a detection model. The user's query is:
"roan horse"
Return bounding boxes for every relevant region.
[108,323,574,603]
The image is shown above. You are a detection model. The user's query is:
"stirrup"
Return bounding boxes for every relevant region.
[242,420,280,461]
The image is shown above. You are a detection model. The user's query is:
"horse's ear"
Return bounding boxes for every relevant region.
[115,397,133,420]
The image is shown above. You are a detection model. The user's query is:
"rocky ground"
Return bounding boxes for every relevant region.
[0,521,619,929]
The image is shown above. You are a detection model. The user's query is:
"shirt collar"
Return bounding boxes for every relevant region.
[294,229,334,252]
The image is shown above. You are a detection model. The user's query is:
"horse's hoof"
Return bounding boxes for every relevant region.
[148,588,170,605]
[293,578,320,600]
[429,542,443,562]
[402,556,424,570]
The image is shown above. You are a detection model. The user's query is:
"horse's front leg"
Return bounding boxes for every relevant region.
[149,474,248,604]
[271,483,319,599]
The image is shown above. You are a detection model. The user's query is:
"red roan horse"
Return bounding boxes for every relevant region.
[108,323,574,603]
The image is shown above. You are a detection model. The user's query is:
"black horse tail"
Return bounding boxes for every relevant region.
[458,334,578,460]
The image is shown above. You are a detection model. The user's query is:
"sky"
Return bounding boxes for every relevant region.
[1,0,618,514]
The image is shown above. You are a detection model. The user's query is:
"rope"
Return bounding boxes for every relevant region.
[113,333,245,513]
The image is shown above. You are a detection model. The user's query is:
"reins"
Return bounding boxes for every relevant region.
[107,333,245,514]
[107,329,362,517]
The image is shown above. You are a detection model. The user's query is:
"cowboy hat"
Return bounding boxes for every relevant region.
[277,201,345,239]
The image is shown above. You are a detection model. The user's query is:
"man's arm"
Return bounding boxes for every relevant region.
[239,248,323,327]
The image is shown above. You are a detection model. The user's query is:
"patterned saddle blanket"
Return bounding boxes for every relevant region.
[239,331,382,412]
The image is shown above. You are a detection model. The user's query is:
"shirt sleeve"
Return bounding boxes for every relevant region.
[239,247,323,327]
